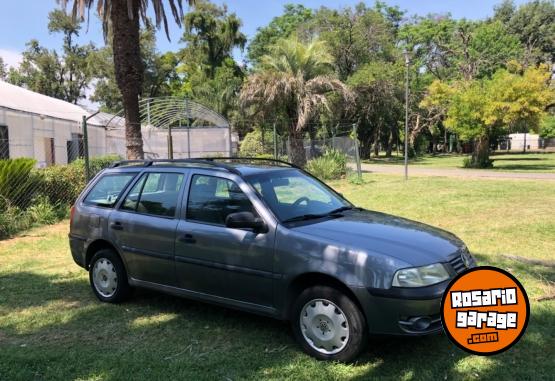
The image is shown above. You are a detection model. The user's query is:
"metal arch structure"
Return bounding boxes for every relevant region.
[102,97,232,158]
[140,97,230,129]
[103,97,230,130]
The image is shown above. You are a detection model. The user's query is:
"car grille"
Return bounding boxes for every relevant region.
[449,254,467,274]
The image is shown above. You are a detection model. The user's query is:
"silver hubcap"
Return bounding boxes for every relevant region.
[92,258,118,298]
[300,298,349,354]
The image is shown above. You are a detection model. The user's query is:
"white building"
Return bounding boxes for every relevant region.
[0,81,107,166]
[508,133,541,151]
[0,81,234,166]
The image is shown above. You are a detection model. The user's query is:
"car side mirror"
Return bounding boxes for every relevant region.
[225,212,267,232]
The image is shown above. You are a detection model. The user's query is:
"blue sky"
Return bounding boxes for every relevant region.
[0,0,529,67]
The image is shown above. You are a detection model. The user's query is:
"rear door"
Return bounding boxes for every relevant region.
[109,169,187,286]
[72,171,138,252]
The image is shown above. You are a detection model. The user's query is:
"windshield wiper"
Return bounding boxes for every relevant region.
[283,207,355,223]
[282,214,327,223]
[326,206,354,214]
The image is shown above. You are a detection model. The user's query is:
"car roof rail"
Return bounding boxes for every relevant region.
[109,158,242,174]
[200,157,301,170]
[110,157,300,171]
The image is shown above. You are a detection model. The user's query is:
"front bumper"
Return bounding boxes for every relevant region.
[351,280,450,336]
[351,250,477,335]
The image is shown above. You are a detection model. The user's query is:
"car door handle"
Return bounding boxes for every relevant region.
[110,222,123,231]
[178,233,196,244]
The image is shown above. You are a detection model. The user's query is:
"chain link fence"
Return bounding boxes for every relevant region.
[0,136,118,238]
[242,124,363,178]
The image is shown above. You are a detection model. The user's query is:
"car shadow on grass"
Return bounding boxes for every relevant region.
[0,260,553,380]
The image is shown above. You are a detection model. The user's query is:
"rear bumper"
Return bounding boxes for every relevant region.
[68,234,87,268]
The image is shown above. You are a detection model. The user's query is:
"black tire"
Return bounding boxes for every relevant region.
[89,249,131,303]
[291,285,368,362]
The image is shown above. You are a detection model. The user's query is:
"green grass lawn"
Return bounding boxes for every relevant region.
[364,152,555,173]
[1,174,554,380]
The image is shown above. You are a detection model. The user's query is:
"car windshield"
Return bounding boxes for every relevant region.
[246,169,351,223]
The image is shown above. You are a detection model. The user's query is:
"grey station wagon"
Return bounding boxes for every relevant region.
[69,158,476,362]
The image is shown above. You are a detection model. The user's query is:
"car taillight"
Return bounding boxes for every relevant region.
[70,205,75,226]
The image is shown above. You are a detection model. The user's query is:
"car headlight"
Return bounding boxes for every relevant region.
[392,263,450,287]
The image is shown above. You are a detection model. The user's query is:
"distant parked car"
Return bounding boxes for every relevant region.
[69,158,476,362]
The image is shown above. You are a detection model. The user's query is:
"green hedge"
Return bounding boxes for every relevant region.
[0,155,120,239]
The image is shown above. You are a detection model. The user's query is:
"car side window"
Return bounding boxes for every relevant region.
[121,172,184,218]
[186,175,256,225]
[121,174,146,212]
[83,173,136,208]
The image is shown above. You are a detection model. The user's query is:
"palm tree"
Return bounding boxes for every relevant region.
[240,36,352,166]
[60,0,194,159]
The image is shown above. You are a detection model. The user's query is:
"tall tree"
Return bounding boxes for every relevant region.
[247,4,313,65]
[62,0,194,159]
[400,16,522,81]
[174,0,246,119]
[90,26,181,113]
[347,61,404,157]
[434,65,554,167]
[307,3,400,80]
[240,37,352,166]
[6,10,94,104]
[494,0,555,65]
[181,0,246,79]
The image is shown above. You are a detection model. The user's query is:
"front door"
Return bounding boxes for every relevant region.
[109,170,186,286]
[175,173,275,307]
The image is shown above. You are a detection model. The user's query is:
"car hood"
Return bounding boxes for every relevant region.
[290,209,464,266]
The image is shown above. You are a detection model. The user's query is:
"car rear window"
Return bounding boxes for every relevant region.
[83,173,137,208]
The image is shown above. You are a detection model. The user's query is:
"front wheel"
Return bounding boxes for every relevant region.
[291,285,368,362]
[89,249,130,303]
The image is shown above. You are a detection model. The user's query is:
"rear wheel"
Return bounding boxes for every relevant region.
[291,285,368,362]
[89,249,130,303]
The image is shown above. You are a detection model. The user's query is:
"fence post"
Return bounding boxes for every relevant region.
[82,115,90,181]
[352,123,362,180]
[273,122,277,159]
[168,124,174,159]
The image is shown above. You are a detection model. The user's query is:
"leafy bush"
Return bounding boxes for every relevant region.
[0,198,67,239]
[0,158,40,210]
[0,155,119,239]
[71,154,122,176]
[36,154,121,206]
[0,205,26,238]
[239,129,275,157]
[26,196,65,226]
[540,115,555,138]
[305,148,348,180]
[37,163,85,206]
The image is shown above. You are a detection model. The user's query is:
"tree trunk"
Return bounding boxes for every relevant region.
[385,129,393,157]
[308,126,317,160]
[408,114,421,155]
[471,135,491,168]
[111,0,144,160]
[289,127,306,167]
[373,125,380,157]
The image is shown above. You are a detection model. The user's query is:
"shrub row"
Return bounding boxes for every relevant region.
[0,155,120,239]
